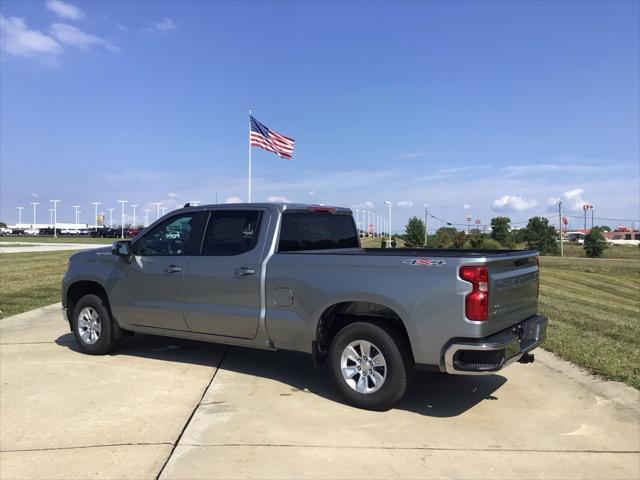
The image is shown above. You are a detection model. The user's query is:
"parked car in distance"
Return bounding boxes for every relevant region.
[1,227,13,236]
[62,203,547,410]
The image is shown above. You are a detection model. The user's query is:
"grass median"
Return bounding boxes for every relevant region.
[1,249,638,389]
[0,251,72,319]
[538,256,640,389]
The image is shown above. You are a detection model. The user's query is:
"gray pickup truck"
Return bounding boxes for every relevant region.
[62,203,547,410]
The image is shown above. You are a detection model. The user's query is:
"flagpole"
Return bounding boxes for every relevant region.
[248,108,252,203]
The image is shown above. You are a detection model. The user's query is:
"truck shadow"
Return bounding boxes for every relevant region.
[56,332,506,418]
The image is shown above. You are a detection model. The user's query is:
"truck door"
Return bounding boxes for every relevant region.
[183,209,268,338]
[110,212,204,331]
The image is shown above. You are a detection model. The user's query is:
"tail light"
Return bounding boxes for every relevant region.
[459,265,489,321]
[308,206,337,214]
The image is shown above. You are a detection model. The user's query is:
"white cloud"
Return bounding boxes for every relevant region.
[225,196,242,204]
[436,165,492,175]
[463,204,471,211]
[50,23,116,51]
[46,0,84,21]
[267,195,290,203]
[353,201,375,209]
[168,192,179,198]
[547,188,590,212]
[397,201,413,209]
[146,18,177,33]
[0,16,62,58]
[492,195,538,212]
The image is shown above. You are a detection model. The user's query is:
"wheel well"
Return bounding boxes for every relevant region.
[66,281,110,318]
[315,301,414,363]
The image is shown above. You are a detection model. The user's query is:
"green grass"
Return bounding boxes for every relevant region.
[360,236,407,248]
[558,243,640,260]
[0,236,112,244]
[0,251,73,319]
[538,256,640,389]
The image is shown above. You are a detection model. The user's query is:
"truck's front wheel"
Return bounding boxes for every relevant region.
[328,321,410,411]
[71,294,119,355]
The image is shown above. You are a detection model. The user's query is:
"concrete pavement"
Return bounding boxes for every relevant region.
[1,305,638,479]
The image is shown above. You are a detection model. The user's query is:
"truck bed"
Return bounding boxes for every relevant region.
[280,248,536,257]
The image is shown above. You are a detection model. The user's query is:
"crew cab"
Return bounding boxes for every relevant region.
[62,203,547,410]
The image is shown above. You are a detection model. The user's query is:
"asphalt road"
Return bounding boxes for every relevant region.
[1,305,638,479]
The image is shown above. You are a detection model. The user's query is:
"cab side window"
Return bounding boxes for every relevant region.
[201,211,262,256]
[137,213,199,256]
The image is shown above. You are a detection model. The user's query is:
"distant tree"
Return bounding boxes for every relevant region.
[0,221,6,228]
[452,231,467,248]
[391,236,397,248]
[404,217,426,247]
[469,232,484,248]
[481,238,503,250]
[490,216,512,245]
[584,229,608,258]
[511,227,528,244]
[524,217,559,255]
[435,227,458,248]
[593,225,611,232]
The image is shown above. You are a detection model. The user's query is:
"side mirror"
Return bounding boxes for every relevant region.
[112,240,132,260]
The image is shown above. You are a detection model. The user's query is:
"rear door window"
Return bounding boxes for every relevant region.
[278,213,359,252]
[201,211,262,256]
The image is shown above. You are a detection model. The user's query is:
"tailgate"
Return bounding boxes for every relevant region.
[487,254,539,333]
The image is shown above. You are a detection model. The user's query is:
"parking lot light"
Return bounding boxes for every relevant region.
[117,200,128,239]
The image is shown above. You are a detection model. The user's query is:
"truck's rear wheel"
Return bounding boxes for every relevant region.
[72,294,119,355]
[328,321,410,411]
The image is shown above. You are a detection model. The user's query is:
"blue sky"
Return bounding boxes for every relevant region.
[1,0,638,230]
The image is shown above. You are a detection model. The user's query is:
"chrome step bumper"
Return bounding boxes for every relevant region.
[443,314,548,375]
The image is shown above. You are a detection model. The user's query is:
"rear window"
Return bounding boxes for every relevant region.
[278,213,359,252]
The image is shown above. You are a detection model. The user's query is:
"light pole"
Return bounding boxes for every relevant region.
[91,202,101,232]
[108,208,115,228]
[72,206,80,232]
[131,204,139,228]
[50,200,60,237]
[144,209,150,228]
[16,206,24,228]
[117,200,128,239]
[161,206,167,216]
[558,201,563,257]
[424,207,429,247]
[48,209,54,227]
[153,202,163,220]
[30,202,39,228]
[384,201,392,247]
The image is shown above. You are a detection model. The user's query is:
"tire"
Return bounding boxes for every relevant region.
[328,321,411,411]
[71,294,120,355]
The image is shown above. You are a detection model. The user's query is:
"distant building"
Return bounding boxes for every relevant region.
[603,227,640,246]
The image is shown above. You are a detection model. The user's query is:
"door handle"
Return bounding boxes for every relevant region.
[235,266,256,277]
[164,265,182,274]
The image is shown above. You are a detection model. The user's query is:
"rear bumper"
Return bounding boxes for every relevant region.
[443,314,547,375]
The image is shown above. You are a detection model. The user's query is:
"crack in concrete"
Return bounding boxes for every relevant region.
[154,345,230,480]
[1,442,173,453]
[176,443,640,454]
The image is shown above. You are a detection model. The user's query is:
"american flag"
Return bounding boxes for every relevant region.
[250,116,295,160]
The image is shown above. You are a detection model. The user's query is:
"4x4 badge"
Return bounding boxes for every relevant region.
[403,259,447,266]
